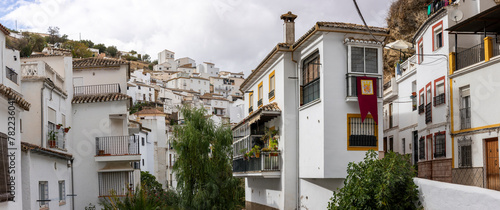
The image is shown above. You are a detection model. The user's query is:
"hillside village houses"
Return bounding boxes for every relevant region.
[383,0,500,191]
[231,11,388,209]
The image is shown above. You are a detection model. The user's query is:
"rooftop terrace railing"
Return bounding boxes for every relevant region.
[456,43,484,70]
[74,83,121,96]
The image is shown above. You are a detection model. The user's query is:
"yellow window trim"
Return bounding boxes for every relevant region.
[269,70,275,102]
[346,113,379,151]
[258,81,263,108]
[249,92,253,109]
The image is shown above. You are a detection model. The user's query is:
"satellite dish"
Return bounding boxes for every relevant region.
[450,9,464,22]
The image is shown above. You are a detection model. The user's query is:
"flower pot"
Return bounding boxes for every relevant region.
[98,150,105,156]
[48,140,56,148]
[270,152,278,156]
[56,124,62,129]
[255,153,260,158]
[63,128,70,133]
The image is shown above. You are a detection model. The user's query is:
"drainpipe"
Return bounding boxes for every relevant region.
[40,85,45,146]
[70,158,75,210]
[291,50,300,209]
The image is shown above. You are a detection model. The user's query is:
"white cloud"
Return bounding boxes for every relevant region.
[1,0,391,76]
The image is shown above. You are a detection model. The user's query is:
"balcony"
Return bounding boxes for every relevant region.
[74,83,121,96]
[258,99,263,107]
[456,43,484,70]
[425,103,432,124]
[6,67,18,84]
[383,77,398,100]
[95,135,140,162]
[98,170,139,197]
[268,89,275,99]
[460,107,471,130]
[233,152,281,178]
[249,106,253,113]
[434,93,445,106]
[47,124,65,150]
[419,104,425,114]
[21,61,64,88]
[426,0,450,17]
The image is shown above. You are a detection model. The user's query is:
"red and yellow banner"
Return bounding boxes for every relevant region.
[357,76,378,124]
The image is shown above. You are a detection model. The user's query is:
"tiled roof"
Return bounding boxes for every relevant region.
[199,93,228,101]
[21,142,72,159]
[24,54,69,58]
[165,87,199,94]
[73,57,128,69]
[134,108,165,115]
[72,93,130,104]
[0,84,31,111]
[232,102,281,130]
[0,23,10,35]
[179,64,195,68]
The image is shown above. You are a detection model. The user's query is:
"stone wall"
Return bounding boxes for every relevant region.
[417,158,452,182]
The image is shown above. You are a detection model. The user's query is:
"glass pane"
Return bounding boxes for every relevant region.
[365,48,378,73]
[351,47,364,72]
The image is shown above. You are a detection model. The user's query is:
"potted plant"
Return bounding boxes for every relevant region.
[243,153,249,160]
[246,149,254,158]
[98,150,105,156]
[48,131,57,148]
[56,124,63,129]
[253,145,261,158]
[63,126,71,133]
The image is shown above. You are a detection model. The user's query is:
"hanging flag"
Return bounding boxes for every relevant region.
[357,76,378,124]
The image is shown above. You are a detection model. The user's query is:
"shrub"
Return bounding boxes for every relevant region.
[327,150,420,209]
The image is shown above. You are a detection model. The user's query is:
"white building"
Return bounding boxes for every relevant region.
[229,99,245,125]
[164,77,210,95]
[0,24,30,210]
[134,108,168,189]
[175,57,196,68]
[232,12,388,209]
[20,54,74,210]
[127,82,156,104]
[70,58,140,209]
[128,120,153,175]
[196,62,219,77]
[383,0,498,186]
[155,49,176,71]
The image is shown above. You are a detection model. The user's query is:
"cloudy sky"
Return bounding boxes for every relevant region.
[0,0,392,76]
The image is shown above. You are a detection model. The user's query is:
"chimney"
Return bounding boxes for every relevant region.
[281,11,297,45]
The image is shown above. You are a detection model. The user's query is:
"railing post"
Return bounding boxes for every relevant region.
[449,52,455,75]
[96,137,99,156]
[484,36,493,62]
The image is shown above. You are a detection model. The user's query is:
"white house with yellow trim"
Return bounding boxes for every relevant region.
[232,12,388,210]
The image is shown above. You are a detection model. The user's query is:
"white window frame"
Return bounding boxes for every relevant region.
[347,45,381,75]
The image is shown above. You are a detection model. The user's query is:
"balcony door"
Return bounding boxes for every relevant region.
[486,138,500,190]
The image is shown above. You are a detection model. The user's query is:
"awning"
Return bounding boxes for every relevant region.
[232,102,281,130]
[447,4,500,34]
[98,162,134,172]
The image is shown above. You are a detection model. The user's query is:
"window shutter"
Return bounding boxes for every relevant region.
[0,132,13,202]
[48,108,56,123]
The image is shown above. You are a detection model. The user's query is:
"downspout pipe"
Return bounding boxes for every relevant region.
[71,158,75,210]
[40,85,45,146]
[291,50,300,210]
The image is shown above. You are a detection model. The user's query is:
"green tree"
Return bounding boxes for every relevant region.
[7,32,47,57]
[94,43,106,54]
[142,54,151,63]
[47,26,60,44]
[106,45,118,57]
[328,150,420,209]
[172,106,244,209]
[79,39,94,48]
[63,40,92,58]
[130,50,137,54]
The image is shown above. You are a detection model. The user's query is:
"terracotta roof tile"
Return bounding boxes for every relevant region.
[0,23,10,35]
[72,93,130,104]
[0,84,31,111]
[199,93,228,101]
[134,108,165,115]
[21,142,72,159]
[73,57,128,69]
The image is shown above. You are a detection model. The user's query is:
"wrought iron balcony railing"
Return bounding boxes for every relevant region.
[258,99,263,107]
[233,151,281,173]
[74,83,121,96]
[456,43,484,70]
[268,89,275,99]
[418,104,425,114]
[248,106,253,113]
[95,135,139,156]
[434,93,445,106]
[425,103,432,124]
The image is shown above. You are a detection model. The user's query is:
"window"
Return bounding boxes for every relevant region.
[458,136,472,168]
[142,137,145,146]
[402,138,406,154]
[389,103,393,128]
[258,82,263,108]
[59,180,66,204]
[412,81,417,111]
[418,39,424,64]
[5,67,18,84]
[434,132,445,158]
[419,90,425,114]
[269,70,275,101]
[248,92,253,113]
[433,21,443,51]
[427,136,433,160]
[301,51,320,105]
[0,132,13,202]
[419,137,425,160]
[460,86,471,129]
[347,114,378,150]
[350,47,378,73]
[425,85,432,124]
[434,79,445,106]
[39,181,49,208]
